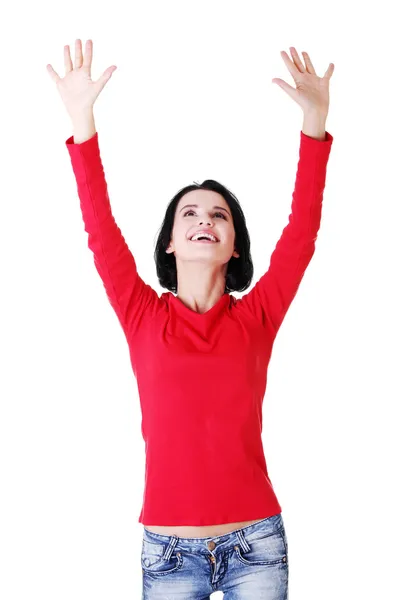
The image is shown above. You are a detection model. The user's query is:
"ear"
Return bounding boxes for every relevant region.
[232,249,240,258]
[165,242,174,254]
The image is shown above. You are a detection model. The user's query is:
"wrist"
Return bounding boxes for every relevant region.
[70,108,95,123]
[302,110,327,141]
[71,110,96,144]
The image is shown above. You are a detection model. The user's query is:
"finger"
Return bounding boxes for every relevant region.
[93,65,117,94]
[83,39,93,70]
[280,50,300,79]
[74,39,83,69]
[289,47,305,73]
[323,63,335,79]
[301,51,316,75]
[271,78,298,102]
[46,64,61,84]
[64,45,73,74]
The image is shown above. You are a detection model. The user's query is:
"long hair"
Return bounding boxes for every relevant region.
[153,179,254,294]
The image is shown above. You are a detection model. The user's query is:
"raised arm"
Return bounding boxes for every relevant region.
[237,128,333,334]
[237,47,335,335]
[47,39,159,339]
[65,124,159,337]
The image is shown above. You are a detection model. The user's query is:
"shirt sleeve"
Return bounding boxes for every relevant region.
[65,131,160,339]
[237,129,334,336]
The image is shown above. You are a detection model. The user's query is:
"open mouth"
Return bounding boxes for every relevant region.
[189,233,219,243]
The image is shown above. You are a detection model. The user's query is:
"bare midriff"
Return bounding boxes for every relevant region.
[144,518,264,538]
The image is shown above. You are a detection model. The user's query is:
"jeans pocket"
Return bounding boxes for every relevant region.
[235,527,287,567]
[278,524,288,559]
[141,539,183,576]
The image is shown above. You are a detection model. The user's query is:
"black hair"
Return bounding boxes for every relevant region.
[153,179,254,294]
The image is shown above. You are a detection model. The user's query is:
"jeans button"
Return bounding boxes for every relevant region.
[207,541,216,551]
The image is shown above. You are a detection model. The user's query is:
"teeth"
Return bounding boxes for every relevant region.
[190,233,218,242]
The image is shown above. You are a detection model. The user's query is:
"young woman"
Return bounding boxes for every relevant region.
[47,40,334,598]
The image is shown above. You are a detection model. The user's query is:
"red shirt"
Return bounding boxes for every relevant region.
[66,129,333,526]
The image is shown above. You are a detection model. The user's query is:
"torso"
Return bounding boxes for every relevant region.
[144,518,263,538]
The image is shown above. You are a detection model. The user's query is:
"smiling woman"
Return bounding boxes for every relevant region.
[165,187,249,311]
[51,38,334,598]
[154,181,254,298]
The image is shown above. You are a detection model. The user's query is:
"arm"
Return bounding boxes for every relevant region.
[66,126,159,339]
[238,127,334,335]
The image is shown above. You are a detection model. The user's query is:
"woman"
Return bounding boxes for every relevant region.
[47,40,334,598]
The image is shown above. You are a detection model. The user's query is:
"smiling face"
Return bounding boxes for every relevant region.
[165,189,240,266]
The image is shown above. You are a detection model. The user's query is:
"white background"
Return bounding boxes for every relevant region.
[1,1,399,598]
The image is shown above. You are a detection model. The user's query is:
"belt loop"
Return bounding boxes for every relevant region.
[236,529,251,552]
[163,534,179,560]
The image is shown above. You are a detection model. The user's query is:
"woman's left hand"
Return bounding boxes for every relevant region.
[272,47,334,117]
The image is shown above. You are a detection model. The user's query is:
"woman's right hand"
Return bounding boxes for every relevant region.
[46,39,117,120]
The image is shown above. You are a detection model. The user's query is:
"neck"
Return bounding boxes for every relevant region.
[175,262,227,314]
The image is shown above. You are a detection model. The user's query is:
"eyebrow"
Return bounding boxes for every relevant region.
[179,204,230,215]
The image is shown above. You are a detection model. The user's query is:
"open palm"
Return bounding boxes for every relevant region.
[46,39,117,119]
[272,47,334,115]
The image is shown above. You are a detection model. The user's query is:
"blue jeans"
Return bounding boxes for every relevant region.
[141,512,289,599]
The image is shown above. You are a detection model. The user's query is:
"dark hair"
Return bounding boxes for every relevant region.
[153,179,254,294]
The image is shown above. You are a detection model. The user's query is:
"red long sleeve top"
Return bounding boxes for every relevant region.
[66,129,333,526]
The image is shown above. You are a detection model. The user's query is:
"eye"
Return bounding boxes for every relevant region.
[183,210,227,220]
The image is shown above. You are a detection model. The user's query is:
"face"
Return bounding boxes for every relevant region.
[165,189,240,266]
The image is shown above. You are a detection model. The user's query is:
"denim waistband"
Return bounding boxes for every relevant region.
[142,512,283,557]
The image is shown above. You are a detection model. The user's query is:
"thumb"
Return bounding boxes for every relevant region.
[94,65,117,95]
[271,78,297,102]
